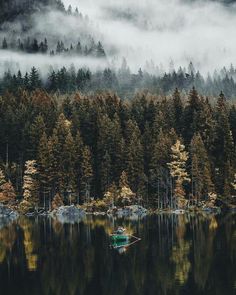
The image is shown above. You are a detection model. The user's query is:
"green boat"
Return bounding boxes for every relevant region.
[110,227,130,242]
[110,234,130,242]
[110,228,141,253]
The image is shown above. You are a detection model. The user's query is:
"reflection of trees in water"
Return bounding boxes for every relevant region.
[191,215,217,290]
[0,222,16,263]
[18,217,39,272]
[0,214,235,295]
[171,215,191,286]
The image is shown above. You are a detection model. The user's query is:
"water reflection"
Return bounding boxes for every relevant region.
[0,213,235,295]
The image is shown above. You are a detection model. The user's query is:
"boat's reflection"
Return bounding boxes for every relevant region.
[110,237,141,254]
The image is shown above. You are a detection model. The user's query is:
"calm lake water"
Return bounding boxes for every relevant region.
[0,213,235,295]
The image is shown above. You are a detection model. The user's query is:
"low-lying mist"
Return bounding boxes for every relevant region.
[0,50,109,76]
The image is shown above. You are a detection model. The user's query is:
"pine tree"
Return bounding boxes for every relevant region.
[229,105,236,144]
[31,39,39,53]
[96,113,119,194]
[24,72,30,89]
[16,70,23,88]
[76,41,82,55]
[182,87,202,143]
[111,114,124,182]
[38,132,51,208]
[81,146,93,203]
[67,4,72,15]
[168,140,190,209]
[21,160,40,212]
[96,41,106,58]
[75,7,79,15]
[2,38,8,49]
[214,92,234,197]
[190,133,214,204]
[47,129,61,195]
[48,70,57,92]
[100,151,112,194]
[149,128,178,208]
[73,129,84,201]
[29,115,46,158]
[29,67,41,90]
[61,131,76,203]
[124,120,145,193]
[172,88,183,134]
[55,113,71,151]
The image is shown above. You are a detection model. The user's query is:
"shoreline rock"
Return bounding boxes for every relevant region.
[0,204,19,229]
[107,205,148,219]
[51,205,85,224]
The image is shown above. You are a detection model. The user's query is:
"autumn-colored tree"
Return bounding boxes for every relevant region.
[0,168,16,205]
[168,140,190,209]
[51,193,64,210]
[103,182,118,207]
[116,171,137,206]
[20,160,40,212]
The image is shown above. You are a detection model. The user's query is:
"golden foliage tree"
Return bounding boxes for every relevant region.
[168,140,190,209]
[20,160,40,212]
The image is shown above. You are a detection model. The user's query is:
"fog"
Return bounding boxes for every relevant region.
[1,0,236,76]
[0,51,109,76]
[63,0,236,74]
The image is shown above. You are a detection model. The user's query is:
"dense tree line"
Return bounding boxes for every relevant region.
[1,37,106,57]
[0,87,236,210]
[1,64,236,98]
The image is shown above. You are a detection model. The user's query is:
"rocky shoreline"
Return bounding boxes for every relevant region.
[0,202,235,226]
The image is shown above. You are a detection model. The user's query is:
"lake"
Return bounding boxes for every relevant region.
[0,213,235,295]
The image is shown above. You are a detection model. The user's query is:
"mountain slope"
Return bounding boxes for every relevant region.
[0,0,65,23]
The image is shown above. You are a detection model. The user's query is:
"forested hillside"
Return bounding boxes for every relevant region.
[0,0,106,65]
[0,0,65,21]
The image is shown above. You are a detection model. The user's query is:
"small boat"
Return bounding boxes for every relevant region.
[110,227,130,242]
[110,227,141,253]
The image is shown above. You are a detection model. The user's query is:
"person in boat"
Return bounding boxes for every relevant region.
[114,227,126,235]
